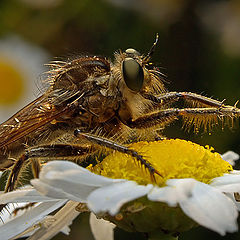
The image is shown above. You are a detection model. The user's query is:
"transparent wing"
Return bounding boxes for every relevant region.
[0,94,74,148]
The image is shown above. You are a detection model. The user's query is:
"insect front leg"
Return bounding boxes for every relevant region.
[74,130,162,181]
[4,144,94,192]
[143,91,228,108]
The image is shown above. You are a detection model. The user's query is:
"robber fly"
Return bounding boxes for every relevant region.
[0,34,240,193]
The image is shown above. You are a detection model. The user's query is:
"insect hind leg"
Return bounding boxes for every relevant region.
[5,153,29,192]
[4,144,94,193]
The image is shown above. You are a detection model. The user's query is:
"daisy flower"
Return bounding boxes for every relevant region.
[0,139,240,240]
[0,35,49,123]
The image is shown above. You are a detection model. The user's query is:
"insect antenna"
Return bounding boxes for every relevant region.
[143,33,159,63]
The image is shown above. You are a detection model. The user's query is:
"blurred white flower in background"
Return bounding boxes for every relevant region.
[0,35,49,123]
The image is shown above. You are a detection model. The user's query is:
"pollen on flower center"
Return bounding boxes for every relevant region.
[89,139,232,186]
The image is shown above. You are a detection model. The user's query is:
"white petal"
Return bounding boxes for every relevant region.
[178,180,238,235]
[210,174,240,192]
[148,186,179,207]
[31,179,81,202]
[40,161,122,186]
[31,161,126,202]
[230,170,240,174]
[148,179,196,206]
[87,182,153,216]
[61,225,71,235]
[221,151,239,165]
[225,193,240,211]
[27,201,79,240]
[90,213,115,240]
[0,188,58,204]
[148,179,238,235]
[0,200,66,240]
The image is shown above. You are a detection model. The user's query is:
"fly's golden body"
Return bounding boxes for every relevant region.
[0,36,240,193]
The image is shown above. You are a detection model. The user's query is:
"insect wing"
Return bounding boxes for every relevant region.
[0,95,69,148]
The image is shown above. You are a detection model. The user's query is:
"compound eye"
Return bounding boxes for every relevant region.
[122,57,144,92]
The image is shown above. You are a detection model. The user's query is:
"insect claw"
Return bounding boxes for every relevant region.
[154,169,163,178]
[150,172,157,183]
[149,167,162,183]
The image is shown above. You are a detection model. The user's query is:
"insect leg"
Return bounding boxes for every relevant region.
[26,144,94,159]
[74,130,162,180]
[123,106,240,131]
[143,91,228,108]
[178,107,240,131]
[5,154,28,192]
[4,144,94,192]
[31,159,41,178]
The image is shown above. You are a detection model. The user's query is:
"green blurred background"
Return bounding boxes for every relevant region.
[0,0,240,239]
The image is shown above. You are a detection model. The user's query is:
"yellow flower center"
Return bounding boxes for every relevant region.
[0,60,24,105]
[89,139,232,186]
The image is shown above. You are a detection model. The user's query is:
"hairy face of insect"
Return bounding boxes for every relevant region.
[110,47,164,95]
